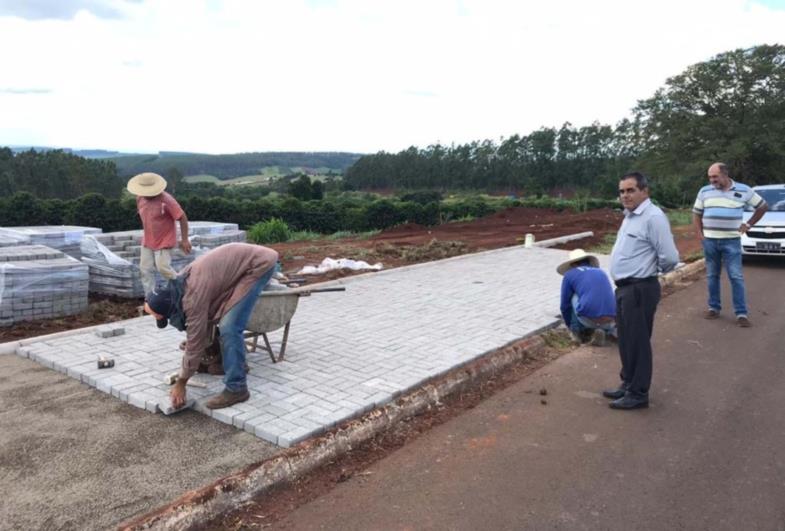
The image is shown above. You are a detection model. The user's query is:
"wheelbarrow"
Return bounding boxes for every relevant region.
[243,285,346,363]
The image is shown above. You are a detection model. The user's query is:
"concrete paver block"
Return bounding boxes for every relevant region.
[158,397,195,415]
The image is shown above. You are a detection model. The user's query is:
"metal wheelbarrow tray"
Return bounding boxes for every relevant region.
[244,285,345,363]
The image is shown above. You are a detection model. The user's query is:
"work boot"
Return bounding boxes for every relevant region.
[703,309,720,320]
[590,329,606,347]
[205,388,250,410]
[569,330,582,345]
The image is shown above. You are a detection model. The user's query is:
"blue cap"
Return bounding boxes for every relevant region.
[146,287,174,329]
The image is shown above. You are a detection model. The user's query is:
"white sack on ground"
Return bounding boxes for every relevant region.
[297,257,383,275]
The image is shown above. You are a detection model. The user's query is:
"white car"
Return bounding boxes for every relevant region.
[742,184,785,256]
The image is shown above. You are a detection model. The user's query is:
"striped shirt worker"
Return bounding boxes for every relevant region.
[693,181,766,239]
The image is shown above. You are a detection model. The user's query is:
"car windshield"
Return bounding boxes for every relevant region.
[753,188,785,212]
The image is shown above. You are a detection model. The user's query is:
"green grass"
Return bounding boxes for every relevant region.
[449,215,477,223]
[287,229,382,242]
[288,230,323,242]
[247,218,291,244]
[326,229,381,240]
[541,329,575,349]
[666,209,693,226]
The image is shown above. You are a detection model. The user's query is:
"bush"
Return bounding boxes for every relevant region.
[247,218,291,244]
[400,190,443,204]
[363,199,406,230]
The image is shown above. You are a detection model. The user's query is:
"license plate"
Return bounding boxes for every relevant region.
[756,241,781,252]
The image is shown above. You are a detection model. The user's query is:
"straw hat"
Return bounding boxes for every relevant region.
[556,248,599,275]
[127,172,167,197]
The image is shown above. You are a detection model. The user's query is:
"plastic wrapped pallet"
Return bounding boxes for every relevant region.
[0,228,32,248]
[81,235,146,298]
[0,245,89,327]
[84,221,245,298]
[2,225,102,259]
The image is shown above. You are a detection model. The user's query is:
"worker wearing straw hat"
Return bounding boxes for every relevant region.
[127,172,192,294]
[557,248,616,346]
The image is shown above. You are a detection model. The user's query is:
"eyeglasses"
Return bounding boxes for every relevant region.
[618,187,638,195]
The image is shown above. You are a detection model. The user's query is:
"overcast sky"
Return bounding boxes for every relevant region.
[1,0,784,155]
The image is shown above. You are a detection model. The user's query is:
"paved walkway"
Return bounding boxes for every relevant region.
[14,246,608,447]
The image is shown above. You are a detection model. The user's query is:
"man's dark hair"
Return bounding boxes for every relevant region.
[621,171,649,190]
[716,162,729,176]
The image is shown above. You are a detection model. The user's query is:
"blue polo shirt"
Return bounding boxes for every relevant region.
[560,266,616,327]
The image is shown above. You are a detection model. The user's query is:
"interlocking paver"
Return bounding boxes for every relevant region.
[13,246,609,447]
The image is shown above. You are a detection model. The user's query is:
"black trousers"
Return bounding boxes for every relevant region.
[615,279,661,396]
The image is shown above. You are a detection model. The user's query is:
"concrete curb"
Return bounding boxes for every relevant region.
[119,329,554,531]
[659,259,705,288]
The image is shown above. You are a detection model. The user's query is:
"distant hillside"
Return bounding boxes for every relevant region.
[9,146,139,159]
[109,151,364,179]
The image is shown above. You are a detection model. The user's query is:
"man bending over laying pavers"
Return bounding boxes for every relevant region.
[144,242,278,410]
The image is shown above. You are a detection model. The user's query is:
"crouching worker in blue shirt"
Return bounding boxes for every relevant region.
[558,249,617,346]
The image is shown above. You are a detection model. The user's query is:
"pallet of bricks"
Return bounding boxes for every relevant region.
[84,221,246,298]
[0,245,89,327]
[0,228,31,249]
[1,225,102,259]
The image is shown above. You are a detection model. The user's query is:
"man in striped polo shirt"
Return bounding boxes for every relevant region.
[692,162,768,327]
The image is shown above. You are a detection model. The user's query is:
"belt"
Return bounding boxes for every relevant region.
[614,276,658,287]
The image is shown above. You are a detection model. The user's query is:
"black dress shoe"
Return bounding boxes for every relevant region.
[609,393,649,410]
[602,387,626,399]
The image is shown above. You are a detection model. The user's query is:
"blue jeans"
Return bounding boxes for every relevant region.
[702,237,747,316]
[218,267,275,392]
[569,294,617,338]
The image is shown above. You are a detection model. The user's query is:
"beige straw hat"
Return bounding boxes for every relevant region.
[556,248,600,275]
[127,172,167,197]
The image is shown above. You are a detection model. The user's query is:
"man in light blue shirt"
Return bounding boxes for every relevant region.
[605,172,679,410]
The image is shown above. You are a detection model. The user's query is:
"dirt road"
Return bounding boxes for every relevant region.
[254,258,785,530]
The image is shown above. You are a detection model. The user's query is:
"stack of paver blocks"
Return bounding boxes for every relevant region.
[0,245,89,327]
[0,226,102,259]
[86,221,246,298]
[0,228,31,248]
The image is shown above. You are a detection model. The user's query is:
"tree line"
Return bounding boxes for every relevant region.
[344,44,785,207]
[0,147,125,199]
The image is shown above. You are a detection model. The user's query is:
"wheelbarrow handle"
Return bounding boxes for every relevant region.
[259,286,347,298]
[304,287,346,293]
[295,287,347,297]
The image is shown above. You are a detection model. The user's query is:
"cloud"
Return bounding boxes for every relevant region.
[2,0,785,154]
[0,0,139,21]
[0,88,52,94]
